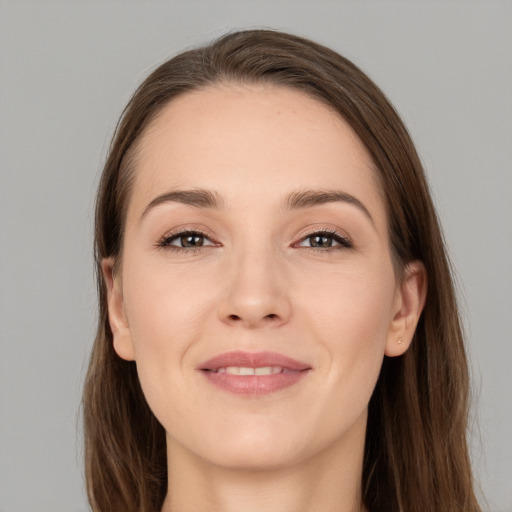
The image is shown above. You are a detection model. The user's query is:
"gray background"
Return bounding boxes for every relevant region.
[1,1,511,511]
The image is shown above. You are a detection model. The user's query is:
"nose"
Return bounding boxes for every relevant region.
[217,248,292,329]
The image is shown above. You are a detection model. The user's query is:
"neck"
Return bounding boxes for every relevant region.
[161,418,367,512]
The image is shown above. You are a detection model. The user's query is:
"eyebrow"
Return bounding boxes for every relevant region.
[141,189,221,219]
[284,189,373,222]
[141,187,374,226]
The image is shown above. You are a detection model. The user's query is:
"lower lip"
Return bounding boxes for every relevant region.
[201,370,310,396]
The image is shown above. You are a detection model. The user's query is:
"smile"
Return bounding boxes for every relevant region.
[198,351,312,396]
[212,366,294,375]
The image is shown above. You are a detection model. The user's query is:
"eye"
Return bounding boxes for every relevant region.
[296,230,352,249]
[156,230,217,250]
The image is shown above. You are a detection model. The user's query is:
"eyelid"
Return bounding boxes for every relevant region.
[155,227,220,250]
[292,228,353,249]
[154,225,352,251]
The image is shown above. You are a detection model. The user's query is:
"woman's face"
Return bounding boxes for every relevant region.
[105,84,418,471]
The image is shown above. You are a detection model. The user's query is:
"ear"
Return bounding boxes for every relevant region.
[101,258,136,361]
[385,260,427,357]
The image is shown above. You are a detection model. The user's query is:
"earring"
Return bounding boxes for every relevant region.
[397,338,403,345]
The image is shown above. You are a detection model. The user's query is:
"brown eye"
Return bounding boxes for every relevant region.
[179,234,205,247]
[297,231,352,249]
[157,231,216,250]
[309,234,334,248]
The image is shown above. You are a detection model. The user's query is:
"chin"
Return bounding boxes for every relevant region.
[195,423,317,472]
[208,445,300,473]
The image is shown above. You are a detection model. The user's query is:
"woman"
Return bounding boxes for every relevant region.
[83,29,481,512]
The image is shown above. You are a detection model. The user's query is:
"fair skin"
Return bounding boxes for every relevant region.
[103,84,427,512]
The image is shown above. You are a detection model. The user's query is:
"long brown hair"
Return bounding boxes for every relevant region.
[83,29,481,512]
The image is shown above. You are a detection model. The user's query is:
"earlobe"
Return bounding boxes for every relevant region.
[385,261,427,357]
[101,258,136,361]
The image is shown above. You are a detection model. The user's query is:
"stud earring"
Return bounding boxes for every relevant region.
[397,338,403,345]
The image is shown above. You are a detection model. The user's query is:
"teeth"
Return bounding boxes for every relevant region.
[219,366,283,375]
[256,366,281,375]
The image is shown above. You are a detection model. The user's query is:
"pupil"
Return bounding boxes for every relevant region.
[312,235,331,247]
[181,234,203,247]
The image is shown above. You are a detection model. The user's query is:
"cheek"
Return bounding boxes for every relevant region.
[120,256,213,387]
[295,263,395,403]
[123,256,213,346]
[299,263,395,344]
[120,261,215,430]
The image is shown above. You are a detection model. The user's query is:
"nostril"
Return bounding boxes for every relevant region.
[227,313,277,322]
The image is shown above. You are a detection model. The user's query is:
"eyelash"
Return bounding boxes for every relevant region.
[295,229,353,251]
[155,229,217,252]
[156,228,353,253]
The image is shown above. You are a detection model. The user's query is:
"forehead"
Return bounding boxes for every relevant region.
[127,84,385,226]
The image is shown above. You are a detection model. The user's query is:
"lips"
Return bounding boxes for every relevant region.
[198,350,312,396]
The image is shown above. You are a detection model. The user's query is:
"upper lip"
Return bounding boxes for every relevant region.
[198,350,311,371]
